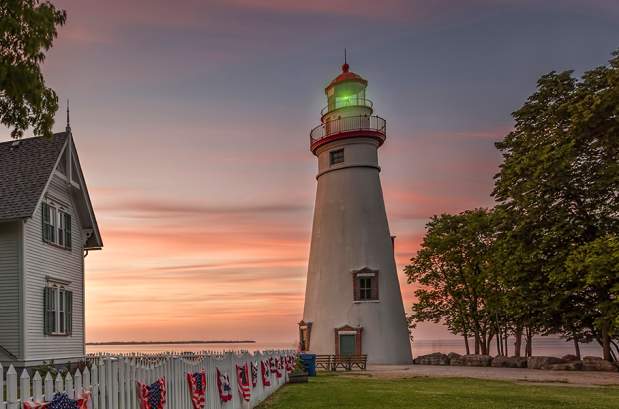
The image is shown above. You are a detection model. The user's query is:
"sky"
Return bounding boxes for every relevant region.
[5,0,619,343]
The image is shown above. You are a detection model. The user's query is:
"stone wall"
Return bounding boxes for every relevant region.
[413,353,618,372]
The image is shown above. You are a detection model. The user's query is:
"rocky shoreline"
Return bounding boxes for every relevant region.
[413,352,618,372]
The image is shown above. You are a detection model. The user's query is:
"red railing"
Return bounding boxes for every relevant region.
[310,115,386,146]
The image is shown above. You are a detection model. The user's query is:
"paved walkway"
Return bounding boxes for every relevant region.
[360,364,619,387]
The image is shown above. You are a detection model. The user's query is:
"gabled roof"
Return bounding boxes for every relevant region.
[0,132,103,249]
[0,132,68,221]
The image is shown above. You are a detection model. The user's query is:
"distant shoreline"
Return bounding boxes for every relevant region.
[86,340,256,346]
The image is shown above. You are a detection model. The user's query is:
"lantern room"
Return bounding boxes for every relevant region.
[321,62,373,122]
[310,61,386,155]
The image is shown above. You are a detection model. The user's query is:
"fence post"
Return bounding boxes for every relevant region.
[66,371,74,398]
[91,364,99,409]
[83,367,90,396]
[130,360,137,409]
[75,369,83,398]
[117,359,125,409]
[44,372,54,401]
[6,365,17,409]
[110,358,118,409]
[0,363,4,409]
[20,369,30,405]
[98,360,107,409]
[123,360,131,409]
[32,371,43,402]
[172,357,180,409]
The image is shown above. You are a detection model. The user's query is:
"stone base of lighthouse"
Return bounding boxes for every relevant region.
[300,138,413,365]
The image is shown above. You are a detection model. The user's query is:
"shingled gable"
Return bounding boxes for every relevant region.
[0,132,103,249]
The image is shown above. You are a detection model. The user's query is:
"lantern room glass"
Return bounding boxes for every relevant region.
[327,82,366,113]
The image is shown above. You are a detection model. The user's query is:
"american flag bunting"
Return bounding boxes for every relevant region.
[137,378,167,409]
[272,357,282,378]
[23,391,91,409]
[186,371,207,409]
[251,362,259,388]
[217,368,233,403]
[236,363,251,402]
[261,360,271,387]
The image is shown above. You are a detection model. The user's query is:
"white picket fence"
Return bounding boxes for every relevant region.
[0,350,295,409]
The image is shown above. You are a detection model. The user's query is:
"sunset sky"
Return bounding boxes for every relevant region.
[4,0,618,343]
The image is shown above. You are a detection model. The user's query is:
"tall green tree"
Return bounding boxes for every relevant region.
[406,209,499,355]
[493,50,619,360]
[0,0,66,138]
[564,235,619,360]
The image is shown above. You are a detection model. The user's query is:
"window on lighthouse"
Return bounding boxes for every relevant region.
[330,148,344,165]
[353,269,379,301]
[360,277,372,299]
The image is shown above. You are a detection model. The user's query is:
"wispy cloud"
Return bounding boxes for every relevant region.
[96,199,309,218]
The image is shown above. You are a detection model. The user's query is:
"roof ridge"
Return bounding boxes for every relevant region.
[0,131,68,147]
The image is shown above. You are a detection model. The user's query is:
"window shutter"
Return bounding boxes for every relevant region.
[371,272,379,300]
[66,291,73,335]
[42,202,49,242]
[49,207,56,243]
[65,214,72,249]
[44,287,53,335]
[353,273,360,301]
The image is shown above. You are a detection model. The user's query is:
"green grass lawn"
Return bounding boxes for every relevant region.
[257,374,619,409]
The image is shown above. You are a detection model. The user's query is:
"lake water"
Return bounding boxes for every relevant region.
[86,341,297,355]
[86,338,603,358]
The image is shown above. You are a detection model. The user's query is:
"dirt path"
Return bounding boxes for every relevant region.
[359,364,619,387]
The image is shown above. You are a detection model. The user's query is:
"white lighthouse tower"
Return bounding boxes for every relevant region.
[299,59,413,364]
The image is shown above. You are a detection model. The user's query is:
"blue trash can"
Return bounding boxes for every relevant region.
[300,353,317,376]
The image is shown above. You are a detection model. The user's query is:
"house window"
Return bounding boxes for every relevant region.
[42,202,72,249]
[329,149,344,166]
[353,269,379,301]
[44,284,73,336]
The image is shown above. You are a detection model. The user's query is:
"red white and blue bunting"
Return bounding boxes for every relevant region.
[217,368,233,403]
[186,371,207,409]
[24,391,91,409]
[285,355,294,373]
[270,357,281,378]
[251,362,259,388]
[236,363,251,402]
[261,360,271,387]
[137,378,167,409]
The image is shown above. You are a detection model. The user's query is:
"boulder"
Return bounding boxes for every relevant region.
[527,356,565,370]
[561,354,579,362]
[450,354,493,367]
[582,359,618,372]
[414,352,449,366]
[447,352,461,363]
[548,361,584,371]
[449,354,464,366]
[491,356,528,368]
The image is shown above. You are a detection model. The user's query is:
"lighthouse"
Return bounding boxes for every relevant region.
[299,60,413,364]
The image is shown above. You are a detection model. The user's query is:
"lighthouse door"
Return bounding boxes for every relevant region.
[339,335,356,356]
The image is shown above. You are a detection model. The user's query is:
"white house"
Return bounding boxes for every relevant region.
[300,62,412,364]
[0,129,102,367]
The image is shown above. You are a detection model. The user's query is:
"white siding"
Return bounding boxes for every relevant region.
[23,173,85,362]
[0,221,21,360]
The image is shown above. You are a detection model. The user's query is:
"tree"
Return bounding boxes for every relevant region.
[493,50,619,360]
[564,235,619,361]
[405,209,498,355]
[0,0,66,139]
